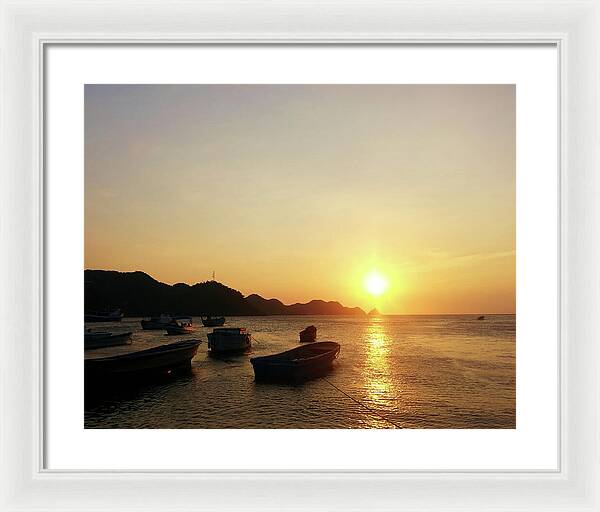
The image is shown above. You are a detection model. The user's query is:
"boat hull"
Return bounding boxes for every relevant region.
[85,332,132,350]
[251,341,340,383]
[207,332,251,353]
[202,317,226,327]
[85,339,201,380]
[299,332,317,343]
[299,326,317,343]
[141,320,170,330]
[85,313,123,323]
[165,326,194,335]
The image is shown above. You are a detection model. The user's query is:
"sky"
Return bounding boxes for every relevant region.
[85,84,515,314]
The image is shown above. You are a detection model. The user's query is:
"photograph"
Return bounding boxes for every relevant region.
[84,84,515,429]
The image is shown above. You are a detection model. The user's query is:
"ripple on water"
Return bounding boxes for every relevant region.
[84,315,515,429]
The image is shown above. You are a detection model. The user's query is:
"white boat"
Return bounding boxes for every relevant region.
[85,329,132,350]
[207,327,251,354]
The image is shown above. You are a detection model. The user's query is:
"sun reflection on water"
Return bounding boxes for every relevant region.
[363,320,395,417]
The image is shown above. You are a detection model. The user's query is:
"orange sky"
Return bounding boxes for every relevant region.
[85,85,515,314]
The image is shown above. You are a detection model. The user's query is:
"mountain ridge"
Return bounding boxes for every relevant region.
[85,269,366,317]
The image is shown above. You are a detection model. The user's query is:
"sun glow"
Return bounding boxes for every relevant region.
[364,271,389,296]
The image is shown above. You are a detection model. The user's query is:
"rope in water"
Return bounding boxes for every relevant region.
[250,335,267,347]
[320,376,404,429]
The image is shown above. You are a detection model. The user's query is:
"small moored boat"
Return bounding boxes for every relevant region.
[165,317,194,335]
[477,315,485,321]
[299,325,317,343]
[251,341,340,383]
[85,329,132,350]
[141,313,173,330]
[207,327,251,354]
[85,308,123,323]
[85,339,202,380]
[202,316,226,327]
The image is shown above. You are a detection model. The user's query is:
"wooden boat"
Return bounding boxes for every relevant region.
[251,341,340,383]
[141,313,173,330]
[207,327,251,353]
[84,308,123,323]
[85,339,201,380]
[477,315,485,320]
[165,316,194,335]
[299,325,317,343]
[84,329,132,350]
[202,316,226,327]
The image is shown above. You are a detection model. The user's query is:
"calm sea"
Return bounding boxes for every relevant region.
[84,314,515,429]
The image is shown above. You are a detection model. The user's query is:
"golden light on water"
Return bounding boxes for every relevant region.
[363,320,394,422]
[364,271,389,296]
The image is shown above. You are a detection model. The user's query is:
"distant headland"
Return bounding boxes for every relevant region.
[84,269,367,317]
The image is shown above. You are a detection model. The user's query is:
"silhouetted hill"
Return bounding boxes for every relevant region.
[246,294,365,316]
[286,299,365,316]
[245,294,287,314]
[85,270,366,317]
[85,270,258,316]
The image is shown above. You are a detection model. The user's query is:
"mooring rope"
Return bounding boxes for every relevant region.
[250,335,267,347]
[320,376,404,429]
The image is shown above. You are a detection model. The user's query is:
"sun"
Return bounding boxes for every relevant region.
[364,271,389,296]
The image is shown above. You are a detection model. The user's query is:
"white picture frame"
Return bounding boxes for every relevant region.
[1,1,598,511]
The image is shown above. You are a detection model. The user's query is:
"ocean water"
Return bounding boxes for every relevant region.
[84,315,515,429]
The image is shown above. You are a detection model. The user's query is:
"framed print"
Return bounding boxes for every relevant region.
[1,1,599,511]
[46,45,554,472]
